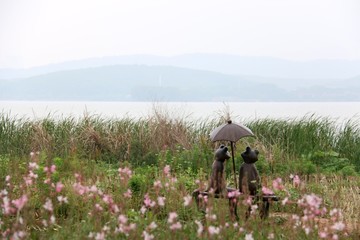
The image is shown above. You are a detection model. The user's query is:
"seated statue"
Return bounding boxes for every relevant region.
[193,145,238,220]
[239,146,277,219]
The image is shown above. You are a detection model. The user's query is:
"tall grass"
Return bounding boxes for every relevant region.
[1,112,359,173]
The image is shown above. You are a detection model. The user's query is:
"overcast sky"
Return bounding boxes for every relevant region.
[0,0,359,68]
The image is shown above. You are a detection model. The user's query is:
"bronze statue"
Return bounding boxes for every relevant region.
[239,146,277,219]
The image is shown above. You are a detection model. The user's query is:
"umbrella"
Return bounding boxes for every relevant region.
[209,120,255,189]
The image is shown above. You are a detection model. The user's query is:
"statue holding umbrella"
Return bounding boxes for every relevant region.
[209,120,255,189]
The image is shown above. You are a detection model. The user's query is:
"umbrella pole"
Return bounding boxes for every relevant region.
[230,141,237,189]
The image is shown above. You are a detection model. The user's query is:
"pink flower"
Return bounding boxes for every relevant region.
[208,226,220,235]
[95,203,103,211]
[57,196,68,204]
[153,180,162,189]
[55,182,64,193]
[183,195,192,206]
[245,233,254,240]
[262,186,274,195]
[140,206,147,214]
[50,215,56,224]
[118,167,132,180]
[168,212,178,224]
[123,189,132,198]
[43,198,53,212]
[118,214,128,224]
[148,221,157,230]
[163,165,171,176]
[12,195,28,211]
[29,162,39,170]
[282,197,289,205]
[157,196,165,207]
[293,175,301,187]
[169,222,182,230]
[319,231,327,238]
[2,196,14,214]
[195,220,203,236]
[272,177,284,191]
[144,194,156,208]
[228,190,241,198]
[331,222,345,231]
[268,233,275,239]
[142,231,154,240]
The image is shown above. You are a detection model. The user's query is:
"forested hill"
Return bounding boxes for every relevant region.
[0,65,359,101]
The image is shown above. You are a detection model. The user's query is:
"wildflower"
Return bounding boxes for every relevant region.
[245,232,254,240]
[168,212,178,223]
[140,206,147,214]
[12,231,26,239]
[153,180,162,189]
[195,220,203,236]
[42,220,48,227]
[157,196,165,207]
[57,196,68,204]
[282,197,289,205]
[28,171,38,179]
[12,195,28,211]
[228,190,241,198]
[55,182,64,193]
[148,221,157,230]
[118,214,128,224]
[89,185,98,193]
[250,204,258,214]
[331,222,345,231]
[268,233,275,239]
[169,222,182,230]
[50,215,56,224]
[243,196,253,206]
[144,193,156,208]
[43,198,53,212]
[29,162,39,170]
[118,167,132,180]
[183,195,192,206]
[262,186,274,195]
[319,231,327,238]
[208,226,220,235]
[304,227,311,235]
[333,234,339,240]
[293,175,301,187]
[95,203,103,211]
[272,177,284,191]
[95,232,105,240]
[123,189,132,198]
[163,165,171,176]
[142,231,154,240]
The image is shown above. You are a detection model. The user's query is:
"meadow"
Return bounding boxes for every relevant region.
[0,108,359,239]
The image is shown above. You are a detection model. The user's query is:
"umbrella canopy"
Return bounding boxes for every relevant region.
[209,120,255,189]
[210,120,254,142]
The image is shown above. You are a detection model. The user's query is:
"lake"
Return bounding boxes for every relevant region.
[1,101,360,123]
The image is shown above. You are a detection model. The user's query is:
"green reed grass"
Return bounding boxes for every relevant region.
[0,112,359,173]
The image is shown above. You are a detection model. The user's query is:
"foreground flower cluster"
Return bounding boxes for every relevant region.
[0,153,354,239]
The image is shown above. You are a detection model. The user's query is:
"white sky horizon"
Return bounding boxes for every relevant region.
[1,0,359,68]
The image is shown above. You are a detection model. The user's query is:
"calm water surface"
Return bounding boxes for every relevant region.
[1,101,360,123]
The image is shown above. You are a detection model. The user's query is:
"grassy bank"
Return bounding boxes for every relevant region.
[0,111,359,239]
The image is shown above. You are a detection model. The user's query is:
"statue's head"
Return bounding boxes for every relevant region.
[241,146,259,164]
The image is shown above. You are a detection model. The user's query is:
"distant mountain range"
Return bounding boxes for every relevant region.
[0,54,359,101]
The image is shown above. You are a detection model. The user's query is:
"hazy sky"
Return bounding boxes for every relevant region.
[0,0,359,68]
